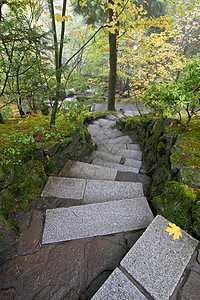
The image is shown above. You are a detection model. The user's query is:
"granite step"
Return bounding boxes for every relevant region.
[95,135,133,145]
[91,268,148,300]
[97,143,141,153]
[41,177,144,203]
[96,145,142,161]
[87,150,142,169]
[93,118,116,127]
[92,158,139,174]
[92,215,198,300]
[111,148,142,161]
[42,197,154,244]
[59,160,117,181]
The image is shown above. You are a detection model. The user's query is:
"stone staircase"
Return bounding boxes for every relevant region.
[41,113,198,299]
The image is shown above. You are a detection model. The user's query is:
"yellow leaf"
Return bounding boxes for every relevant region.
[54,13,63,22]
[165,223,182,240]
[86,24,93,30]
[55,6,62,10]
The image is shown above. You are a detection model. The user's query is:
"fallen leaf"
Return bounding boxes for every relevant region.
[165,222,182,240]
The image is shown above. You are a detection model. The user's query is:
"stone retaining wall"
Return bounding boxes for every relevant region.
[0,126,94,217]
[117,117,200,239]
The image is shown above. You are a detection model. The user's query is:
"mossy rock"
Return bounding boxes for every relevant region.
[1,160,47,214]
[178,168,200,189]
[152,181,196,232]
[192,200,200,239]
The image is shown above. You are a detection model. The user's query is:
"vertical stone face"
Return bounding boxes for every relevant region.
[120,215,198,300]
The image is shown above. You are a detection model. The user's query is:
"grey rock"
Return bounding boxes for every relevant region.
[84,179,144,203]
[41,177,86,200]
[91,268,147,300]
[120,215,198,300]
[180,270,200,300]
[92,159,139,173]
[59,160,117,181]
[42,197,153,244]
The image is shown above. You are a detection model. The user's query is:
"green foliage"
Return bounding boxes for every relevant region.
[61,100,88,127]
[152,181,197,231]
[143,55,200,124]
[0,160,47,216]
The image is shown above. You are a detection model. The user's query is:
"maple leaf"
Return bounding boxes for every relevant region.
[165,223,182,240]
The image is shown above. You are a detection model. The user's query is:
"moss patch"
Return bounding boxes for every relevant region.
[152,181,197,232]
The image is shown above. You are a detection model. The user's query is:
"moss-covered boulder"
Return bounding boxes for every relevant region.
[152,181,197,232]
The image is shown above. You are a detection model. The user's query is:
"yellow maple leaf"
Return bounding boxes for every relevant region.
[165,223,182,240]
[55,6,62,10]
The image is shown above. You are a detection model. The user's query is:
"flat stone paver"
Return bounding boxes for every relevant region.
[41,177,86,199]
[92,159,139,173]
[42,197,153,244]
[104,129,124,139]
[106,135,133,145]
[120,215,199,300]
[87,124,105,137]
[84,179,143,203]
[59,160,117,181]
[127,144,141,151]
[91,268,148,300]
[88,151,142,168]
[111,148,142,161]
[97,144,126,153]
[180,270,200,300]
[88,151,122,164]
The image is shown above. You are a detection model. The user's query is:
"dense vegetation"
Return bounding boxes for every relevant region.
[0,0,199,235]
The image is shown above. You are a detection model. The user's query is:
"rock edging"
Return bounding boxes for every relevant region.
[116,117,200,239]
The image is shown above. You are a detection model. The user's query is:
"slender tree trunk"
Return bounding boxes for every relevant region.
[108,0,117,111]
[50,0,67,126]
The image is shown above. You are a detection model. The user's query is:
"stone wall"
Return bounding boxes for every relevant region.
[117,117,200,239]
[0,126,94,218]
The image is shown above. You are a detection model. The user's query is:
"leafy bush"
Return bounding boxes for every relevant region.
[143,55,200,126]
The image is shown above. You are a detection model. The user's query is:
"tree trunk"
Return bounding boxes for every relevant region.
[108,1,117,111]
[0,112,4,124]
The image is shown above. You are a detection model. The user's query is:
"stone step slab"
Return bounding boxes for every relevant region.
[93,118,116,126]
[41,177,86,200]
[127,144,141,151]
[42,197,153,244]
[88,151,142,169]
[120,215,199,300]
[106,114,118,121]
[104,129,124,139]
[111,148,142,161]
[91,268,148,300]
[41,177,144,202]
[92,159,139,174]
[97,144,126,153]
[84,179,143,204]
[59,160,117,181]
[87,124,105,137]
